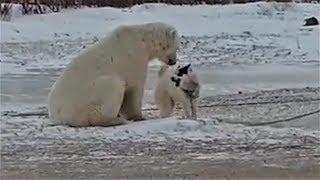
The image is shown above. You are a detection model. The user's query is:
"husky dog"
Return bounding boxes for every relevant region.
[155,63,200,119]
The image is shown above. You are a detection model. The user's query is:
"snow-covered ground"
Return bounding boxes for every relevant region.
[1,2,319,73]
[1,2,320,178]
[2,87,320,178]
[1,2,319,42]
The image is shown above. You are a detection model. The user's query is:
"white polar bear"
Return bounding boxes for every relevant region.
[155,64,200,119]
[48,22,180,127]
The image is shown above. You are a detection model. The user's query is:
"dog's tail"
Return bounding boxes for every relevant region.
[158,65,169,77]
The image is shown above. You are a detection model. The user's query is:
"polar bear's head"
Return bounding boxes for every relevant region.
[158,28,180,66]
[145,22,180,66]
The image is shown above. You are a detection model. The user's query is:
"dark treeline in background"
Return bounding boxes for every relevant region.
[1,0,319,19]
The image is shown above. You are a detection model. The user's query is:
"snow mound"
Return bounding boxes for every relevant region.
[1,100,319,147]
[24,116,317,143]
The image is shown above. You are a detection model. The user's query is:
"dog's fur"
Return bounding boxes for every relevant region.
[155,64,200,119]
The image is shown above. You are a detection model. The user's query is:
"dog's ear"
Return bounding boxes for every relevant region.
[177,64,191,76]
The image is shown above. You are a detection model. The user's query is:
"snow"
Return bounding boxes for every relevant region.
[2,2,319,42]
[1,2,319,75]
[2,114,318,145]
[0,3,23,20]
[1,2,319,150]
[1,3,319,178]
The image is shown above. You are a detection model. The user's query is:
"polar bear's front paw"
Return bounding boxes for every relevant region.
[130,115,145,121]
[179,115,196,120]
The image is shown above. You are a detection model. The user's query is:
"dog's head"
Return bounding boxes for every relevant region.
[171,64,191,87]
[170,64,200,98]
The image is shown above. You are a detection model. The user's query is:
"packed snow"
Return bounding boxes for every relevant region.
[1,2,319,177]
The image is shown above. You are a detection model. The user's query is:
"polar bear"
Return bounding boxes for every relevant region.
[48,22,180,127]
[155,64,200,119]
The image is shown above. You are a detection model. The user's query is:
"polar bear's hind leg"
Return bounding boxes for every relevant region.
[85,75,128,126]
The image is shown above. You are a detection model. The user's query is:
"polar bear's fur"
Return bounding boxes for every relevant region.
[48,22,180,127]
[155,64,200,119]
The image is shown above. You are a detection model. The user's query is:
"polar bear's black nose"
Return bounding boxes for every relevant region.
[168,59,176,65]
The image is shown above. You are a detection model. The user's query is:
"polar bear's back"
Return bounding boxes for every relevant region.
[52,22,178,96]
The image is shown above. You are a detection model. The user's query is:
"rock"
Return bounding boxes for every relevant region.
[303,17,319,26]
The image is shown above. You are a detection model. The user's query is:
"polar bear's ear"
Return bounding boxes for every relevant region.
[170,29,177,37]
